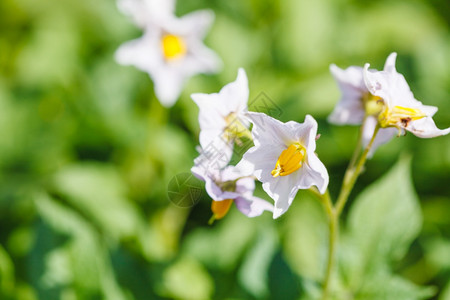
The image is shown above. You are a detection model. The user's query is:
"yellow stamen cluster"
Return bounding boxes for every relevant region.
[378,105,426,129]
[161,34,187,60]
[271,143,306,177]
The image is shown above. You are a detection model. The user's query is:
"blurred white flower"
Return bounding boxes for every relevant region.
[117,0,175,27]
[364,53,450,138]
[191,160,273,222]
[238,112,328,219]
[116,9,222,107]
[191,69,250,168]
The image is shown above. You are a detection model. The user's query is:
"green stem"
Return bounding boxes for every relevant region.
[321,124,380,300]
[346,116,367,176]
[320,190,336,300]
[335,124,380,216]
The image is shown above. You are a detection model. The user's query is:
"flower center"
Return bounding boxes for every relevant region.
[271,143,306,177]
[378,105,426,128]
[217,180,237,192]
[161,34,187,60]
[211,199,233,220]
[223,112,252,144]
[363,92,384,116]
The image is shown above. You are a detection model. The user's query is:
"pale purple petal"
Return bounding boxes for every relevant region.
[328,64,366,125]
[235,196,274,217]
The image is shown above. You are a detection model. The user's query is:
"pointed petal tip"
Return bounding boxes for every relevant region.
[384,52,398,73]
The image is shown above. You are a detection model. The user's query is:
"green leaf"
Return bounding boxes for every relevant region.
[34,193,130,300]
[355,273,436,300]
[182,209,258,270]
[0,244,15,295]
[341,155,432,299]
[238,223,278,298]
[347,155,422,270]
[53,163,144,241]
[440,281,450,300]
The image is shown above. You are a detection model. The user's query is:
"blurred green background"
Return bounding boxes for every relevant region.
[0,0,449,299]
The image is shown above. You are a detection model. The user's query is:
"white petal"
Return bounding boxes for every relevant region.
[235,196,274,217]
[237,141,283,181]
[234,177,256,196]
[383,52,397,73]
[152,67,186,106]
[262,175,298,219]
[407,116,450,138]
[421,105,438,117]
[246,112,292,147]
[186,42,223,74]
[287,115,318,151]
[170,9,215,38]
[115,33,160,70]
[298,152,329,194]
[363,60,416,109]
[217,68,249,115]
[330,64,366,91]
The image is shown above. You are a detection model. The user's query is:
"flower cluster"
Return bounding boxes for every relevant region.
[191,69,328,220]
[116,0,221,107]
[189,53,448,222]
[115,2,449,222]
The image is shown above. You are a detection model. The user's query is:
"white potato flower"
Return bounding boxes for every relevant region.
[364,53,450,138]
[191,69,250,168]
[116,8,222,107]
[238,112,329,219]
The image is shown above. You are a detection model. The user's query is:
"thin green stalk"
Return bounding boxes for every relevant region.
[336,124,380,216]
[345,116,367,183]
[321,124,380,300]
[321,191,336,300]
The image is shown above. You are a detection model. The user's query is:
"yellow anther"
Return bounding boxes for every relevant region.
[161,34,187,60]
[271,144,306,177]
[378,105,426,128]
[211,199,233,220]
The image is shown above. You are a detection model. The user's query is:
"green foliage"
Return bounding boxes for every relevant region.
[0,0,449,299]
[342,156,436,299]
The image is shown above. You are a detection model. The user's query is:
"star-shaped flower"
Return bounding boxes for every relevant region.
[191,158,273,222]
[116,8,222,107]
[238,112,329,219]
[364,53,450,138]
[191,68,251,168]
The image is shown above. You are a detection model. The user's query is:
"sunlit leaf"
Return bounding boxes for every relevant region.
[158,256,214,300]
